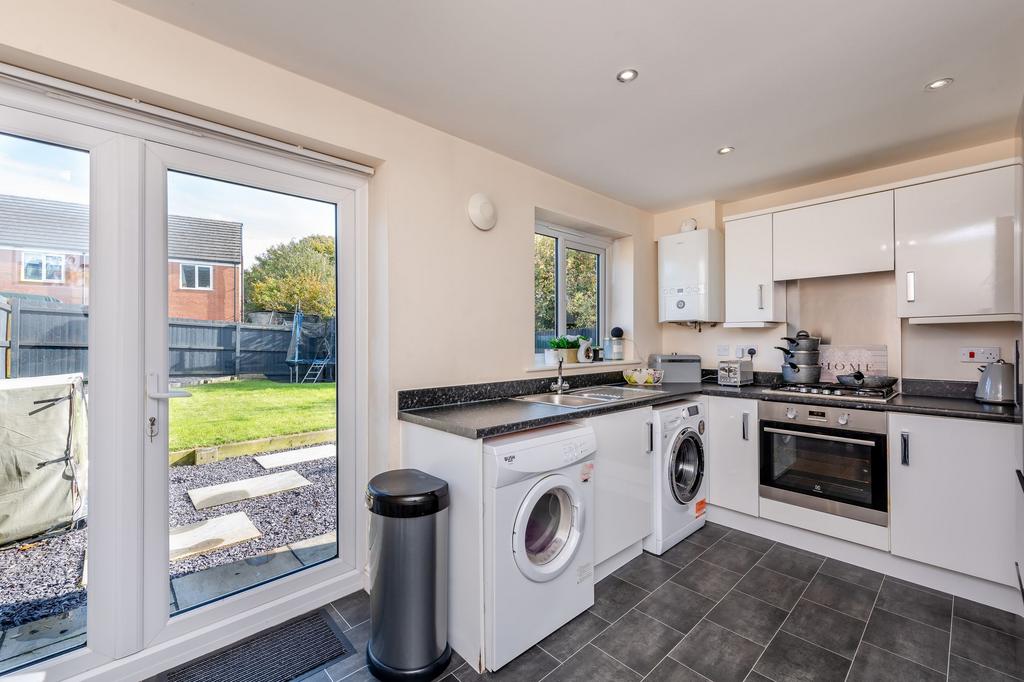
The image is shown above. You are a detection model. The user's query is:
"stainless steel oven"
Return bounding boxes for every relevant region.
[759,401,888,526]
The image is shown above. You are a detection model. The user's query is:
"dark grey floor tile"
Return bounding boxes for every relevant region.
[802,573,876,621]
[706,590,787,646]
[817,558,884,593]
[685,522,731,549]
[862,608,950,673]
[735,565,807,611]
[954,597,1024,639]
[454,646,557,681]
[951,616,1024,679]
[757,545,823,583]
[538,611,609,662]
[754,631,851,682]
[614,553,680,592]
[659,540,707,569]
[590,576,648,622]
[635,582,715,635]
[848,643,945,682]
[722,530,775,553]
[541,644,640,682]
[645,657,708,682]
[744,673,772,682]
[876,578,952,631]
[699,540,763,574]
[591,609,682,676]
[886,576,952,600]
[949,653,1020,681]
[325,620,370,680]
[297,669,333,682]
[783,599,866,659]
[669,620,764,682]
[671,558,744,601]
[432,651,466,680]
[333,589,371,628]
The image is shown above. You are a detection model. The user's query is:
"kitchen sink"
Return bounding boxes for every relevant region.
[512,385,653,409]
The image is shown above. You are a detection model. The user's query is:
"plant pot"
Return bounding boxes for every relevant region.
[556,348,578,363]
[543,349,559,366]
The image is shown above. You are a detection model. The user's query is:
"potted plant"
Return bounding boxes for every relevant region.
[548,336,581,364]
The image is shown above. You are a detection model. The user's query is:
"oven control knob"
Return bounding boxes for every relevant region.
[837,413,850,425]
[785,407,798,420]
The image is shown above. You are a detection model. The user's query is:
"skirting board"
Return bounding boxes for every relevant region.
[595,540,642,583]
[706,505,1023,616]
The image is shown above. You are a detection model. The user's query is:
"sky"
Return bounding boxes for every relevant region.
[0,133,337,267]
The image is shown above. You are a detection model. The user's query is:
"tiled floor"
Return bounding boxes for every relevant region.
[423,521,1024,682]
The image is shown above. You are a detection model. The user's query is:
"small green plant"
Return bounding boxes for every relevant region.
[549,335,589,349]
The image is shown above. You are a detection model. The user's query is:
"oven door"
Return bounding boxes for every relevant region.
[759,420,888,525]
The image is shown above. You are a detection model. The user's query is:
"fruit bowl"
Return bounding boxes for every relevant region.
[623,368,664,385]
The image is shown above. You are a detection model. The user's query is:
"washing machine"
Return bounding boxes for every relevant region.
[643,399,708,555]
[483,423,596,671]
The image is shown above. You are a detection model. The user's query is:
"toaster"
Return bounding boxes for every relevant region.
[718,359,753,386]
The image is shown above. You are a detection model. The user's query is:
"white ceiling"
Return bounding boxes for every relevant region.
[117,0,1024,211]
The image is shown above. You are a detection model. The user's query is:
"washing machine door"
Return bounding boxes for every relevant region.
[512,473,583,582]
[669,429,705,505]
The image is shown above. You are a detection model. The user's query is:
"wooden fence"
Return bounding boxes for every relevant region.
[4,299,319,379]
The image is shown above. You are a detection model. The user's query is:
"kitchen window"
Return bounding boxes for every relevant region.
[534,223,608,358]
[22,251,65,282]
[180,262,213,290]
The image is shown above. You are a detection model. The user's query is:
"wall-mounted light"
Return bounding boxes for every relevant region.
[468,193,497,231]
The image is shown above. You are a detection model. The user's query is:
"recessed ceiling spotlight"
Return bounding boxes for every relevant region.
[717,146,735,155]
[616,69,639,83]
[925,77,954,91]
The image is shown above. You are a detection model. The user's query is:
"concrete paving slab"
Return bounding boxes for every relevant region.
[288,531,337,566]
[254,445,334,469]
[171,546,303,610]
[0,606,86,663]
[169,512,261,561]
[187,470,311,510]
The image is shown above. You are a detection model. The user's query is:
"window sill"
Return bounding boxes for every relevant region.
[525,358,642,373]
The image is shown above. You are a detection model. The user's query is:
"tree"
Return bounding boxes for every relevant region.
[533,234,598,336]
[245,235,336,318]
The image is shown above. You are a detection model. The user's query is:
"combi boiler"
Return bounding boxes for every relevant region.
[658,229,724,322]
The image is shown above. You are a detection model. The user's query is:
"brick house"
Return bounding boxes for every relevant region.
[0,194,242,321]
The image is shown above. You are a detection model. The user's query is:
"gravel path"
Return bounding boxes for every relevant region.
[0,450,336,630]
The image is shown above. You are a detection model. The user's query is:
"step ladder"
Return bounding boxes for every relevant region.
[301,338,333,384]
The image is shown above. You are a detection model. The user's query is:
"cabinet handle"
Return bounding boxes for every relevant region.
[647,422,654,454]
[900,431,910,466]
[757,284,765,310]
[906,272,915,302]
[741,412,750,441]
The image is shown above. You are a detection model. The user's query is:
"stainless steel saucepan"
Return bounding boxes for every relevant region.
[780,330,820,352]
[774,346,820,365]
[782,362,822,384]
[836,371,898,389]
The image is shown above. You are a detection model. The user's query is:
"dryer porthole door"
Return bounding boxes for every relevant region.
[669,429,705,505]
[512,473,583,582]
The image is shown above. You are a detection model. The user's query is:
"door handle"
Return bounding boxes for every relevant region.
[757,284,765,310]
[647,422,654,453]
[741,412,750,441]
[906,272,915,302]
[900,431,909,466]
[148,390,192,400]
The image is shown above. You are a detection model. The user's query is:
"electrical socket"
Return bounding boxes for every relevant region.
[735,345,759,359]
[716,344,730,357]
[960,347,1000,363]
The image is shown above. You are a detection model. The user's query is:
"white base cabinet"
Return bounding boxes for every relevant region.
[707,396,759,517]
[725,214,785,325]
[889,413,1022,586]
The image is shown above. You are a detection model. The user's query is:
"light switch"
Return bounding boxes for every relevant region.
[716,345,730,357]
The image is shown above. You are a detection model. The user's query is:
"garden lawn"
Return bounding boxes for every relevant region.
[169,379,336,451]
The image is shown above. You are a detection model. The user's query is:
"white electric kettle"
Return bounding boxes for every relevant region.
[975,359,1016,404]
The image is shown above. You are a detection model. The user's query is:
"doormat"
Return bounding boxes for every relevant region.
[166,609,354,682]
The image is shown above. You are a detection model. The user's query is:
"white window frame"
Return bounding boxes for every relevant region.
[178,262,213,290]
[21,250,66,282]
[535,221,609,358]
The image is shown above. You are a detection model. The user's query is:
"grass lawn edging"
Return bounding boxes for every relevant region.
[169,428,336,466]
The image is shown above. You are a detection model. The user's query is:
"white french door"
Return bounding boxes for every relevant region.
[0,76,367,681]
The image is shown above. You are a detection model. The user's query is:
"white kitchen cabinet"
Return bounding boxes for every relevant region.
[895,165,1020,320]
[772,191,894,280]
[707,396,759,516]
[585,406,654,564]
[725,214,786,325]
[889,413,1021,586]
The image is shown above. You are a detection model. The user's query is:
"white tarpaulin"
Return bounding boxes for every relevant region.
[0,373,88,546]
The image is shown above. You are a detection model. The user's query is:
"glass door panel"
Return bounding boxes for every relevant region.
[163,171,339,615]
[565,247,599,343]
[0,132,90,672]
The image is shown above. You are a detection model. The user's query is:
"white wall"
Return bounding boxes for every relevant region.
[0,0,658,470]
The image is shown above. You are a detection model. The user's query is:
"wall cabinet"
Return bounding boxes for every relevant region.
[725,214,786,325]
[772,191,894,281]
[888,413,1021,586]
[895,165,1020,320]
[585,407,654,564]
[707,396,759,516]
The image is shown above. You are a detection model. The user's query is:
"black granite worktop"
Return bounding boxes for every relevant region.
[398,374,1022,440]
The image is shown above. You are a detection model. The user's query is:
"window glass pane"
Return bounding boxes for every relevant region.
[565,247,599,342]
[0,132,90,673]
[533,233,556,354]
[197,265,211,289]
[166,171,337,615]
[181,264,196,289]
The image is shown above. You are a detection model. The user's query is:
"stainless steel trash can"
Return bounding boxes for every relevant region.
[365,469,451,681]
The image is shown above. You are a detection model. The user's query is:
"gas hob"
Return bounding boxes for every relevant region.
[763,382,897,403]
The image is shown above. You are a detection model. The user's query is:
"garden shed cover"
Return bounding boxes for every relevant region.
[0,373,88,545]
